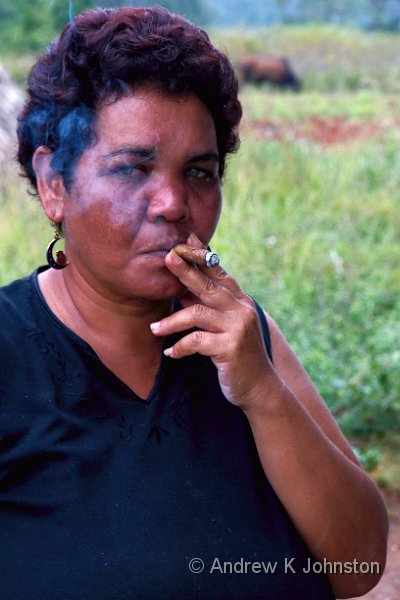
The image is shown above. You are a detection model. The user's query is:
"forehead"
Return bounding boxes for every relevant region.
[93,87,217,152]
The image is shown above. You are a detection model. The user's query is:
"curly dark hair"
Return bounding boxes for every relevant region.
[17,6,242,192]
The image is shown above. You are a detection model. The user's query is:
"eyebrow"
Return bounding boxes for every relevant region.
[187,152,220,165]
[102,147,220,165]
[102,147,156,160]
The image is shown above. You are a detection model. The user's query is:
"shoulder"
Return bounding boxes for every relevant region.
[0,272,37,325]
[0,271,36,300]
[0,271,45,359]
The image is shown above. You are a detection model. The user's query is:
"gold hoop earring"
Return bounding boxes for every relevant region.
[46,225,68,270]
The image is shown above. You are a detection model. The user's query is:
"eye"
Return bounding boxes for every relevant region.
[115,164,136,176]
[106,162,148,178]
[186,167,216,181]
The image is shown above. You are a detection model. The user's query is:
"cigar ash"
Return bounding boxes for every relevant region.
[173,244,220,268]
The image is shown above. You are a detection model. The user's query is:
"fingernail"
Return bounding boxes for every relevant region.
[169,250,184,265]
[187,232,203,247]
[163,347,173,357]
[150,321,160,332]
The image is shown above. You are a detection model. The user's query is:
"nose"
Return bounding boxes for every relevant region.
[146,175,188,223]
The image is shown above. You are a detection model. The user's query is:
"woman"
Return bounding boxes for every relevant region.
[1,6,387,599]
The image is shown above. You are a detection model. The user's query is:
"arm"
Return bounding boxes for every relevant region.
[244,315,388,598]
[152,239,388,598]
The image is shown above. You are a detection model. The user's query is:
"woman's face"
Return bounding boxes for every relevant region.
[60,87,222,301]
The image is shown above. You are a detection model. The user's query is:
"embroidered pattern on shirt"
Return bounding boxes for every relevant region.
[147,425,170,444]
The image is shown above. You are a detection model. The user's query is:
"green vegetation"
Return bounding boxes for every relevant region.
[0,179,47,283]
[212,24,400,93]
[1,24,399,489]
[240,89,400,121]
[0,0,211,54]
[215,124,400,442]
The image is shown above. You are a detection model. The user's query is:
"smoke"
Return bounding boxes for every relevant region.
[50,105,95,189]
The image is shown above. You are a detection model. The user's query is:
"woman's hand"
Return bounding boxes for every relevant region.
[150,234,277,410]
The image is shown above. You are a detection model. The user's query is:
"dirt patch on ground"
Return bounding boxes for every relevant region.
[348,491,400,600]
[248,115,399,145]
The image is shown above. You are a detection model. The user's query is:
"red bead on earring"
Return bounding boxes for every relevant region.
[46,225,69,270]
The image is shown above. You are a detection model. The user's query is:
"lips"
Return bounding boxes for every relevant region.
[141,239,187,254]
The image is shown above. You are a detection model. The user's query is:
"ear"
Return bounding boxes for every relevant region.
[32,146,68,224]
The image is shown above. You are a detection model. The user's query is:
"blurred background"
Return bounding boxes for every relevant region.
[0,2,399,596]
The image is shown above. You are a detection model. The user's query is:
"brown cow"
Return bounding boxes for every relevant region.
[237,55,302,91]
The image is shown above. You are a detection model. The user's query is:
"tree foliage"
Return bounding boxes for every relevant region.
[0,0,211,53]
[0,0,55,52]
[52,0,97,31]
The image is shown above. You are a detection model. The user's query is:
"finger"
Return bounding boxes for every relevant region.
[163,329,224,359]
[150,303,225,336]
[165,250,237,309]
[176,290,199,309]
[186,233,244,297]
[203,262,245,298]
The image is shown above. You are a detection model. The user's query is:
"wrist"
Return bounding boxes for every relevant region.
[240,371,291,419]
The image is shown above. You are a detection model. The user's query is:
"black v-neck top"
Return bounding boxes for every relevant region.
[0,269,334,599]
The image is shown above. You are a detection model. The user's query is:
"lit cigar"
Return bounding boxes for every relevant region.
[173,244,220,268]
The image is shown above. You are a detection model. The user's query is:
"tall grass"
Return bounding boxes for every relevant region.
[213,121,400,445]
[211,24,400,92]
[0,176,48,283]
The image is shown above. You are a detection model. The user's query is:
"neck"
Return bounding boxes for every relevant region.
[38,266,173,352]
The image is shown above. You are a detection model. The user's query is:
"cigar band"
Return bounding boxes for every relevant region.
[204,250,220,268]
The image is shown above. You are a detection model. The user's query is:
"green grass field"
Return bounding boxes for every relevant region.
[1,25,399,488]
[218,93,400,429]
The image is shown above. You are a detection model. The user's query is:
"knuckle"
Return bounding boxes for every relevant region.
[217,269,242,292]
[242,300,258,322]
[233,304,258,338]
[226,336,239,355]
[219,270,237,289]
[215,268,228,281]
[244,312,259,337]
[193,303,205,318]
[203,277,218,294]
[192,330,204,345]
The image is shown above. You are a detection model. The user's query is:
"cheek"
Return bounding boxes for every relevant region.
[106,197,146,236]
[191,192,222,239]
[66,183,147,240]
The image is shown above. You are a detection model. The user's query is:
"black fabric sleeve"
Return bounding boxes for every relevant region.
[252,299,273,363]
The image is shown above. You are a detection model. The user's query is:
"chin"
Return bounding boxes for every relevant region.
[131,274,186,302]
